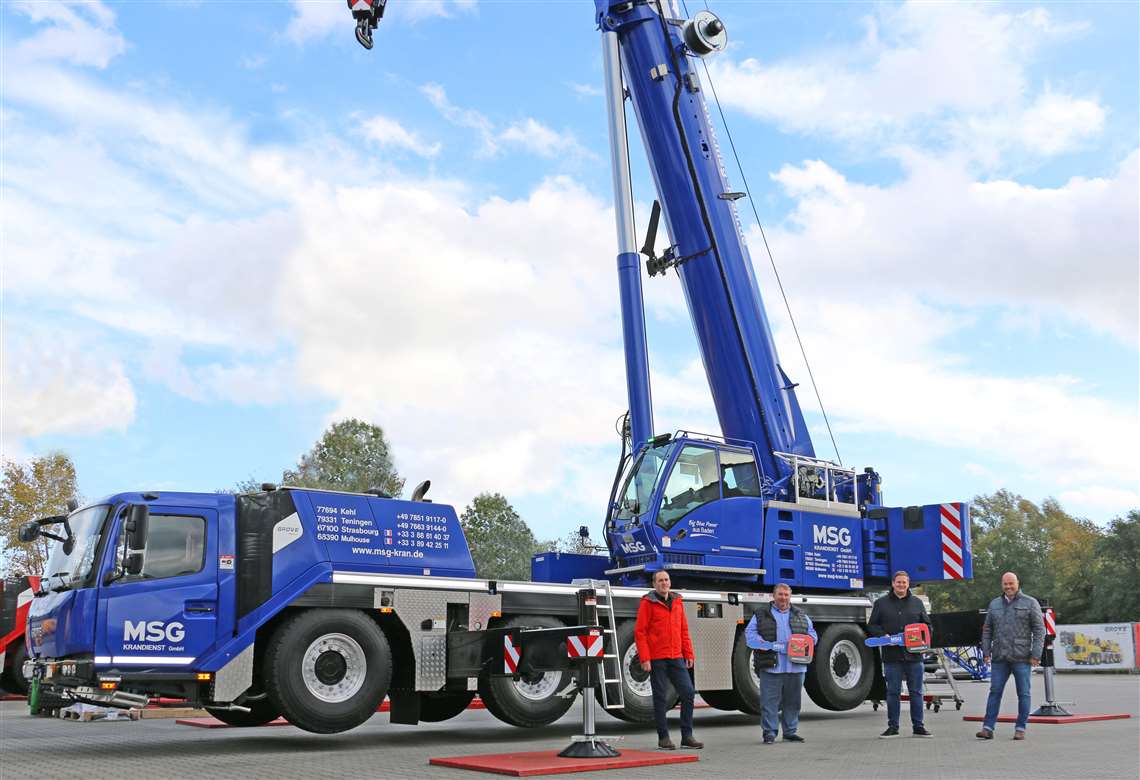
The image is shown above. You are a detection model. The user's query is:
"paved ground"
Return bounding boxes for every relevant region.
[2,674,1137,779]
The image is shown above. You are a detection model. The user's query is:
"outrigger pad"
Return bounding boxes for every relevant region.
[963,714,1132,725]
[429,749,698,776]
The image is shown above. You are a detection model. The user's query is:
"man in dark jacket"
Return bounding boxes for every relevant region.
[977,571,1045,741]
[868,571,933,739]
[635,570,702,750]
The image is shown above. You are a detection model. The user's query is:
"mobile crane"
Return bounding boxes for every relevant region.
[20,0,973,734]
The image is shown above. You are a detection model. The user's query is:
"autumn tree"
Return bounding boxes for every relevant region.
[0,453,80,576]
[461,493,540,581]
[283,419,405,497]
[1087,511,1140,622]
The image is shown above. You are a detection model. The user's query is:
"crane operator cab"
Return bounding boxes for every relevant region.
[603,432,970,591]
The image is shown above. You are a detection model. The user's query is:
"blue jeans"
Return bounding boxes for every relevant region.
[883,659,925,729]
[983,660,1032,732]
[760,671,804,738]
[650,658,695,739]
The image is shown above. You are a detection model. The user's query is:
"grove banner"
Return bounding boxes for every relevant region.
[1054,623,1137,671]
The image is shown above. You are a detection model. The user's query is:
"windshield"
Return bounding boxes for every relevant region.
[614,445,670,520]
[41,505,111,590]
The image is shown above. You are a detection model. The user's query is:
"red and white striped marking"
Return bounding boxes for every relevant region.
[1043,608,1057,638]
[940,503,965,579]
[567,632,603,659]
[503,635,520,674]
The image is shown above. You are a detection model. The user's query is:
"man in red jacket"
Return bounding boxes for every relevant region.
[635,570,703,750]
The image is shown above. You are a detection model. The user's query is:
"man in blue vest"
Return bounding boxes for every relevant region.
[745,582,818,744]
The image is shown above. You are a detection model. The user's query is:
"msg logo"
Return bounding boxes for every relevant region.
[123,620,185,644]
[620,540,647,554]
[812,525,852,547]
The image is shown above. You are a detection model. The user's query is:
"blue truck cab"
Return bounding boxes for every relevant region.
[24,487,475,725]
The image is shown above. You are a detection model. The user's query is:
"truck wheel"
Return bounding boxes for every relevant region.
[729,631,763,715]
[264,609,392,734]
[593,619,675,723]
[3,644,29,696]
[804,624,874,711]
[478,616,575,728]
[698,690,739,711]
[204,698,281,727]
[418,690,476,722]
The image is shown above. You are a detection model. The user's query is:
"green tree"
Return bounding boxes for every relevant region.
[1088,511,1140,622]
[461,493,540,580]
[283,419,405,497]
[0,453,80,576]
[924,490,1105,621]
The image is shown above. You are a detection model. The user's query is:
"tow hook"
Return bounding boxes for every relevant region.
[348,0,387,50]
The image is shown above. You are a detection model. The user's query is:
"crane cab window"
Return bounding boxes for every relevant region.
[721,449,761,498]
[113,514,206,582]
[658,446,720,530]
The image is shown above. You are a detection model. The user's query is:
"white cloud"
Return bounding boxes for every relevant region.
[1,322,136,446]
[707,2,1103,163]
[1058,486,1140,517]
[422,84,592,161]
[358,114,442,158]
[500,118,591,159]
[7,0,126,69]
[763,150,1139,344]
[286,0,477,45]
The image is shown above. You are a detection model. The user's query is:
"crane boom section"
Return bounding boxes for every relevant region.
[600,1,814,477]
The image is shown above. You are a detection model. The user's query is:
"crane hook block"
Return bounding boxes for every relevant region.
[348,0,387,50]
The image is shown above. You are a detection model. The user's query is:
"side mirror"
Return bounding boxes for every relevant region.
[124,504,149,576]
[18,522,40,543]
[66,498,80,513]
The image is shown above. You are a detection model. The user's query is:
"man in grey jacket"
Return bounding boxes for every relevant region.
[977,572,1045,740]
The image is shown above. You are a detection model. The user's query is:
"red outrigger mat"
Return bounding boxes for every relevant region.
[963,714,1132,724]
[429,749,698,777]
[0,694,28,702]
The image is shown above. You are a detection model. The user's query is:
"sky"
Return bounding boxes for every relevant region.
[2,0,1137,546]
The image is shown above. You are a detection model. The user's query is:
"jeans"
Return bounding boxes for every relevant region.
[650,658,695,739]
[760,671,804,738]
[983,660,1032,732]
[883,659,925,729]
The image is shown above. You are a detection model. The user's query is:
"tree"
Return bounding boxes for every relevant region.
[923,490,1132,624]
[460,493,540,581]
[283,419,405,497]
[1088,511,1140,622]
[0,453,80,576]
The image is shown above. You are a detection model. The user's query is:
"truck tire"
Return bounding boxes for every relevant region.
[204,698,281,727]
[804,624,874,711]
[729,631,763,715]
[418,690,476,722]
[264,609,392,734]
[3,643,29,696]
[478,616,575,728]
[698,690,739,711]
[593,619,676,723]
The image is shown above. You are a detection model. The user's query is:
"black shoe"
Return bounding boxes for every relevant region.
[680,736,704,749]
[879,727,900,739]
[762,735,775,745]
[783,734,805,743]
[912,726,933,738]
[657,737,676,750]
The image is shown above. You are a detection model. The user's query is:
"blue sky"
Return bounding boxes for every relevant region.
[2,0,1137,548]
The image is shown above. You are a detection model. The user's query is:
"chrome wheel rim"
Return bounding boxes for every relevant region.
[830,639,862,689]
[623,643,653,698]
[301,633,367,703]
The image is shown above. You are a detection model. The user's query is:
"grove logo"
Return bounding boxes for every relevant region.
[123,620,186,644]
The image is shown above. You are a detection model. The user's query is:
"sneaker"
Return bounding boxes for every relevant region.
[879,727,900,739]
[762,735,775,745]
[680,736,704,749]
[782,734,805,743]
[912,726,933,738]
[975,729,993,740]
[657,737,676,750]
[1012,731,1026,741]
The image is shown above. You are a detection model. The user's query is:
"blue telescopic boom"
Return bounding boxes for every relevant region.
[597,1,815,480]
